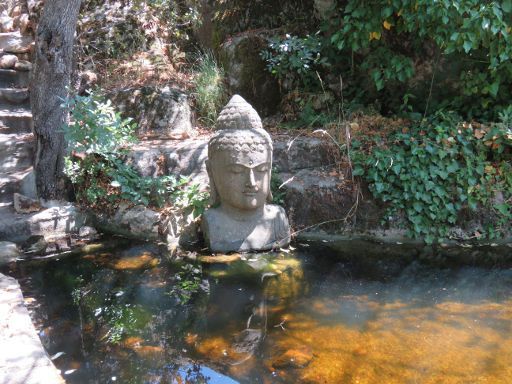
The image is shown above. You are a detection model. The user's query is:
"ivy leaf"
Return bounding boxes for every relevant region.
[424,234,434,244]
[463,40,472,53]
[503,0,512,13]
[381,7,393,18]
[437,170,449,180]
[352,166,365,176]
[413,202,423,213]
[446,162,459,173]
[489,81,500,97]
[496,203,510,216]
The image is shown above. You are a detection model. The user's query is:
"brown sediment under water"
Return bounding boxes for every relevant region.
[4,242,512,383]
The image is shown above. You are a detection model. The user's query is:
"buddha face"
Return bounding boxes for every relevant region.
[209,146,271,212]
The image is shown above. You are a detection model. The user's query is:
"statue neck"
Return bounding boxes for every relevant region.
[218,204,265,222]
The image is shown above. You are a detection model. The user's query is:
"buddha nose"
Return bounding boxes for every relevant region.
[246,169,257,187]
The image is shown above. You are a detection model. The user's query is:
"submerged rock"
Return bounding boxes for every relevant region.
[78,226,98,239]
[233,328,263,354]
[198,254,242,264]
[13,59,31,71]
[111,252,160,270]
[271,346,314,369]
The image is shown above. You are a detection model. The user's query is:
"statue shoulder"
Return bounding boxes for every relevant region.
[202,207,224,227]
[265,204,288,219]
[265,204,290,248]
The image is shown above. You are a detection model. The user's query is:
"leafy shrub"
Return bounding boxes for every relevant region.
[63,92,137,155]
[63,91,209,215]
[353,111,512,243]
[325,0,512,119]
[259,1,512,119]
[261,34,327,90]
[192,52,227,126]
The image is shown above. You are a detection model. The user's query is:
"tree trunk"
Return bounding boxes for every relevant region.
[30,0,81,200]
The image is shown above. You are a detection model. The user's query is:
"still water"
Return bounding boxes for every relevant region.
[5,243,512,383]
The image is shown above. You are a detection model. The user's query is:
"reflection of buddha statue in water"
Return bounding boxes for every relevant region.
[201,95,291,253]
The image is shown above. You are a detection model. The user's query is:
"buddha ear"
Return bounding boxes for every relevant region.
[206,159,220,206]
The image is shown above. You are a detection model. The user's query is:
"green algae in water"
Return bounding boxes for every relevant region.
[8,243,512,384]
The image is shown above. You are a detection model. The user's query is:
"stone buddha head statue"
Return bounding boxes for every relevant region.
[206,94,273,215]
[202,95,290,253]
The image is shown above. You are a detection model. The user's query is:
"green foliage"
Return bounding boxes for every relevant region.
[192,52,227,126]
[259,1,512,119]
[271,168,286,206]
[63,92,137,157]
[72,274,150,344]
[353,111,512,243]
[326,0,512,118]
[103,305,148,344]
[168,264,203,304]
[63,91,209,214]
[172,181,210,219]
[261,34,327,89]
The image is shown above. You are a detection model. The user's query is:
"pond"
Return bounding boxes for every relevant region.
[4,242,512,384]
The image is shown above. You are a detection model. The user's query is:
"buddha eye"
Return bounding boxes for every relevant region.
[255,164,269,172]
[229,165,244,174]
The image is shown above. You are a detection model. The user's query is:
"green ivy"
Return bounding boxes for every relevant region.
[353,111,512,243]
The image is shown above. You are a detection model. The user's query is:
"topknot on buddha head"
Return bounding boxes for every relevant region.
[209,95,272,157]
[215,94,263,131]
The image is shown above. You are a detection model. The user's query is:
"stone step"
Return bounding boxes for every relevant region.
[0,87,29,104]
[0,53,32,70]
[0,32,32,54]
[0,104,32,133]
[0,132,34,173]
[0,132,34,205]
[0,68,30,87]
[0,167,33,205]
